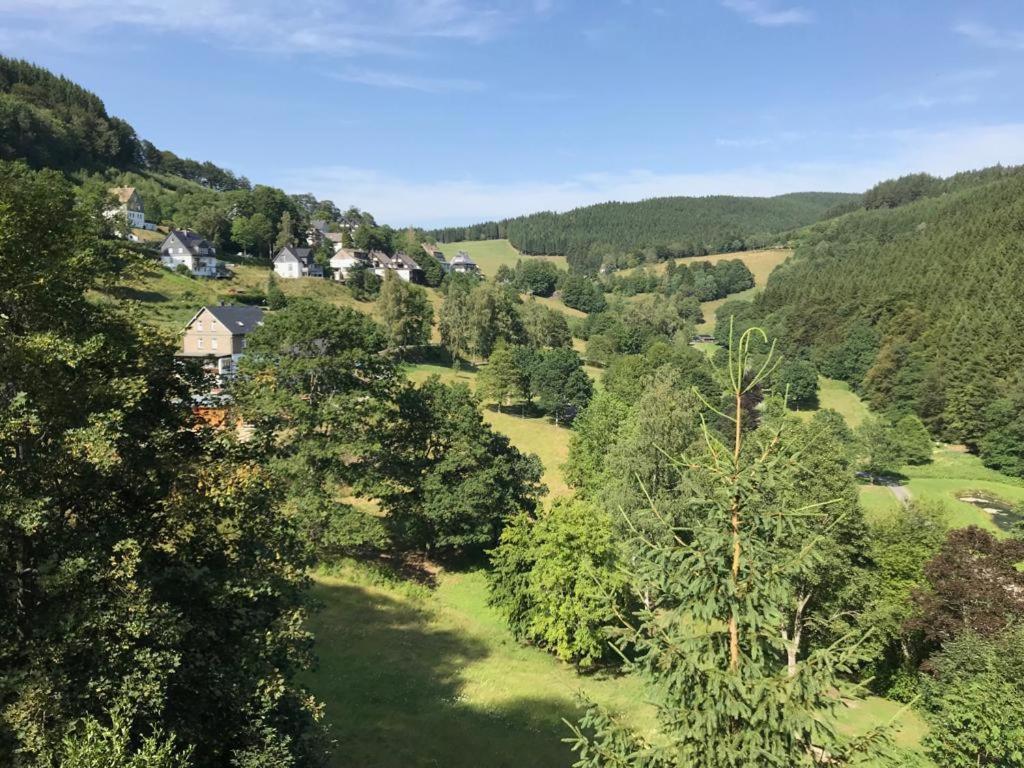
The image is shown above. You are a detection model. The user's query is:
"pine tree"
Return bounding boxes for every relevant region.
[567,324,888,767]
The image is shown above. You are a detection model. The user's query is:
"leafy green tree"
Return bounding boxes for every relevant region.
[513,258,562,296]
[231,212,274,258]
[564,390,630,492]
[856,416,907,475]
[58,711,192,768]
[346,261,381,301]
[233,298,396,558]
[854,502,947,690]
[376,272,432,352]
[274,210,295,250]
[476,343,534,411]
[559,273,606,313]
[776,358,818,408]
[488,499,630,667]
[372,378,544,554]
[468,283,524,360]
[0,161,320,766]
[531,348,592,425]
[893,414,932,465]
[266,271,287,310]
[918,627,1024,768]
[568,327,887,768]
[419,252,445,287]
[519,299,571,349]
[439,275,474,362]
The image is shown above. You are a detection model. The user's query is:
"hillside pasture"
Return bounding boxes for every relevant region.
[304,562,929,768]
[436,239,567,278]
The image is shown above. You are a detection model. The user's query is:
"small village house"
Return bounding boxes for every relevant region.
[449,250,479,274]
[159,229,226,278]
[179,304,264,378]
[106,186,146,229]
[371,251,423,283]
[273,245,324,279]
[330,248,370,281]
[423,243,450,273]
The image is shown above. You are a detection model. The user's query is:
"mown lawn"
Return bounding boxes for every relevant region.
[436,239,567,278]
[795,377,871,429]
[304,563,929,768]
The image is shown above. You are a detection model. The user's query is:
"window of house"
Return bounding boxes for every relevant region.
[197,338,203,349]
[196,321,203,331]
[211,338,218,350]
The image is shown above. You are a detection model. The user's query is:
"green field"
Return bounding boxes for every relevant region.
[795,377,871,428]
[687,249,791,333]
[437,239,567,278]
[304,562,929,768]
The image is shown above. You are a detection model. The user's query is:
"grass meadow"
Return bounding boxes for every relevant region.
[436,239,567,278]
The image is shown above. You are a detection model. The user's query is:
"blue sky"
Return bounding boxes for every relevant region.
[3,0,1024,226]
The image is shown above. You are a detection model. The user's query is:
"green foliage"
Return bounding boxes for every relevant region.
[559,273,606,312]
[476,343,536,410]
[512,258,564,296]
[377,272,432,350]
[856,416,910,475]
[756,166,1024,467]
[519,299,571,349]
[893,414,933,465]
[59,711,192,768]
[530,348,593,425]
[853,501,947,691]
[427,192,855,273]
[0,161,319,766]
[567,327,887,768]
[372,378,545,555]
[775,357,818,408]
[419,251,445,287]
[346,261,381,301]
[564,390,630,492]
[488,500,629,668]
[919,628,1024,768]
[266,271,287,310]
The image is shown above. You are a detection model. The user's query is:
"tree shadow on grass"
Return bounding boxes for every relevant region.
[305,580,589,768]
[104,285,171,302]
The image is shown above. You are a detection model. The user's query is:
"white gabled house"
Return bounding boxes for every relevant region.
[329,248,370,281]
[449,250,479,274]
[370,251,424,283]
[179,304,264,378]
[159,229,225,278]
[273,245,323,279]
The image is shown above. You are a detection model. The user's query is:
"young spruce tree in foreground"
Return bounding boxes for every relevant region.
[568,324,889,767]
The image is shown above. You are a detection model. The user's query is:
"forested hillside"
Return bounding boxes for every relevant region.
[746,166,1024,475]
[428,192,856,272]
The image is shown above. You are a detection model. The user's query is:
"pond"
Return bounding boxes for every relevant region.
[957,493,1022,532]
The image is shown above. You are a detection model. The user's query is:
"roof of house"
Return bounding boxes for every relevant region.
[188,305,264,335]
[109,186,138,204]
[310,219,329,233]
[389,252,422,271]
[450,250,476,265]
[162,229,214,254]
[330,248,369,262]
[274,245,315,265]
[324,232,346,243]
[422,243,446,260]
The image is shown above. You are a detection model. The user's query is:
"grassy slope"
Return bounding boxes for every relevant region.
[305,564,926,768]
[683,249,791,333]
[437,239,567,278]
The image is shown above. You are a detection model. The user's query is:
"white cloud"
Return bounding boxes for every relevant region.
[0,0,514,54]
[277,123,1024,227]
[721,0,811,27]
[954,21,1024,50]
[331,69,483,93]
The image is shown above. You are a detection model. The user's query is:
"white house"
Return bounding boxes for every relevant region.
[107,186,145,229]
[159,230,224,278]
[179,304,264,378]
[330,248,370,281]
[370,251,423,283]
[273,245,323,279]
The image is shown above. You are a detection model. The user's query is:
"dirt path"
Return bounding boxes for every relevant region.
[889,484,912,504]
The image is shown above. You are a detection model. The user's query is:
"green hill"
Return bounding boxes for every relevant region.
[747,165,1024,476]
[427,191,858,272]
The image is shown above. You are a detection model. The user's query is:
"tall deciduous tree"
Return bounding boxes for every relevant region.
[376,272,432,352]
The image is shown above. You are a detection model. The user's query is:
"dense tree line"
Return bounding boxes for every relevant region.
[427,192,855,273]
[603,257,754,301]
[738,165,1024,475]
